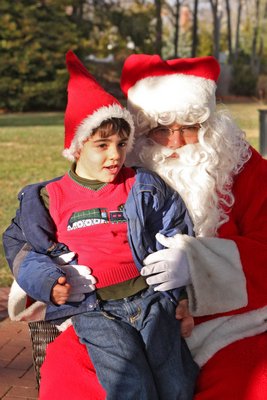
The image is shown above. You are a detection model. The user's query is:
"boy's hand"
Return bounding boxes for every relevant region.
[176,299,194,338]
[51,276,71,305]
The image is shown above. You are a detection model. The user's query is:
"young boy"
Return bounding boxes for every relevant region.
[5,51,198,399]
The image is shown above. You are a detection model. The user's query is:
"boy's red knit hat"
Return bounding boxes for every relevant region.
[63,51,134,161]
[120,54,220,135]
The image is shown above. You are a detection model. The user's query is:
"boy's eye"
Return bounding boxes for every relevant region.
[119,142,128,148]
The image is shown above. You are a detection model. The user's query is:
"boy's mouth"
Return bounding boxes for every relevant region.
[105,164,120,174]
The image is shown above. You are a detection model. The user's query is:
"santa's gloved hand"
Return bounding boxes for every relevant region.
[141,233,191,291]
[56,253,96,301]
[59,263,97,302]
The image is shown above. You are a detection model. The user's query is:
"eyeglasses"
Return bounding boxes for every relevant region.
[149,124,201,140]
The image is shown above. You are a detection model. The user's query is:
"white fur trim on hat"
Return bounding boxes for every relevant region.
[63,104,135,161]
[127,74,217,136]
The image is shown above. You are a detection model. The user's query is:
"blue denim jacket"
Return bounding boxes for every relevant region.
[3,167,194,321]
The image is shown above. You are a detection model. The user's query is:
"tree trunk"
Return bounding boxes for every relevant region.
[173,0,181,58]
[209,0,222,59]
[154,0,162,56]
[225,0,233,63]
[251,0,261,73]
[191,0,199,57]
[234,0,242,61]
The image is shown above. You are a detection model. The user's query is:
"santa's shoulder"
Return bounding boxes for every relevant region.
[233,146,267,190]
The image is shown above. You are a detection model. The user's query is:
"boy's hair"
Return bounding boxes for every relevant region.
[91,118,131,139]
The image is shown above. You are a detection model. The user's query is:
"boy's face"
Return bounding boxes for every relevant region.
[75,131,128,182]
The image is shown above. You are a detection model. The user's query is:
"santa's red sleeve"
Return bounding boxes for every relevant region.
[181,148,267,366]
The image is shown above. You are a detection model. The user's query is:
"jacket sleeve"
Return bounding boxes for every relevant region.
[16,249,65,303]
[138,168,195,244]
[18,178,62,253]
[125,168,194,269]
[2,176,68,268]
[2,177,66,302]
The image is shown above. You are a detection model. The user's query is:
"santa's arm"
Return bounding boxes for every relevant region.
[142,149,267,317]
[217,149,267,315]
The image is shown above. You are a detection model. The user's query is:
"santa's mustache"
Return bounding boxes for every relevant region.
[145,139,207,167]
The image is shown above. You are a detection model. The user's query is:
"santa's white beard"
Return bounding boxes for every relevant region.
[126,109,252,237]
[127,136,232,237]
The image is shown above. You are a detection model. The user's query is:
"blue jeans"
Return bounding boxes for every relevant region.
[72,287,199,400]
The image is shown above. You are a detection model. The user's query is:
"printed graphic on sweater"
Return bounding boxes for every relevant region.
[67,206,126,230]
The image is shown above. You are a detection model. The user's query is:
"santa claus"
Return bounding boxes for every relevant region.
[121,54,267,399]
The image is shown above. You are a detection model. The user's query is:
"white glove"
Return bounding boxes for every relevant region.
[55,252,77,265]
[56,252,97,302]
[141,233,191,291]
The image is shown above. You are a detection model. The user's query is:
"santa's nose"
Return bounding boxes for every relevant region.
[166,132,186,149]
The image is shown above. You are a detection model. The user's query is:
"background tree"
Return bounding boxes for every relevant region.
[208,0,223,58]
[1,0,267,111]
[234,0,243,61]
[173,0,181,58]
[0,0,79,111]
[191,0,199,56]
[154,0,163,55]
[225,0,233,63]
[250,0,261,73]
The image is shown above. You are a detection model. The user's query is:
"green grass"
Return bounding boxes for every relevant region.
[0,112,68,287]
[217,101,267,146]
[0,105,265,287]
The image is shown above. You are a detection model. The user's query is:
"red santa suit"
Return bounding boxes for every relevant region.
[188,146,267,399]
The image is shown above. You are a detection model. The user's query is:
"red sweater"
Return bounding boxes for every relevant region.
[46,168,140,288]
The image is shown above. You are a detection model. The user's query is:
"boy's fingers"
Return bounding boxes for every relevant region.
[57,276,67,285]
[56,299,67,305]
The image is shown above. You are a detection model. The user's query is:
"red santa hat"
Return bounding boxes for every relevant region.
[120,54,220,135]
[63,51,134,161]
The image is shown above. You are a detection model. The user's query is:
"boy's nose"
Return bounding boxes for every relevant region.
[109,146,120,160]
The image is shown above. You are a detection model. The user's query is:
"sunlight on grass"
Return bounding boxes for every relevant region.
[0,113,68,286]
[0,106,265,286]
[218,102,267,144]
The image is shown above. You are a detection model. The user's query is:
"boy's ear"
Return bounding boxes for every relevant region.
[74,149,81,160]
[75,137,91,161]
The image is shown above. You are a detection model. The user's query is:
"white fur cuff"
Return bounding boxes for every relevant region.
[8,280,46,322]
[168,235,248,316]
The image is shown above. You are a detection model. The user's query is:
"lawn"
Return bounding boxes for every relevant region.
[0,112,69,286]
[0,103,266,286]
